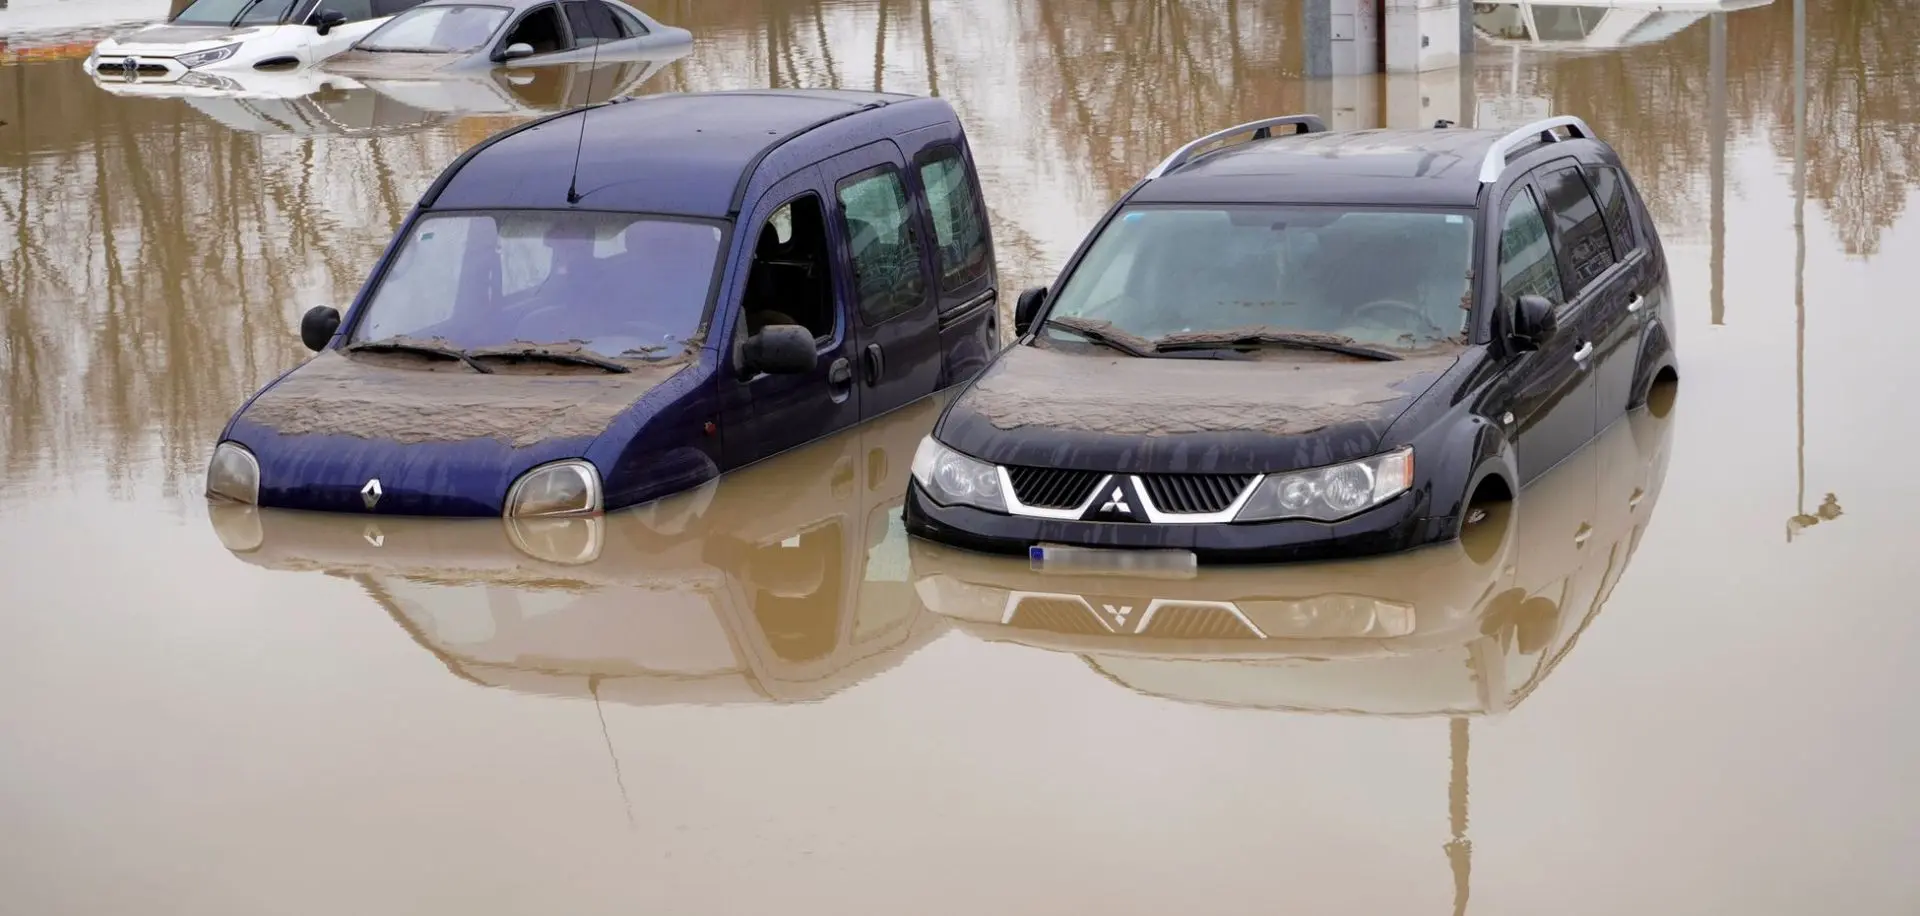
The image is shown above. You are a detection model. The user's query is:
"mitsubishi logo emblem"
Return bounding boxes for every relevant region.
[361,478,382,510]
[1100,486,1131,515]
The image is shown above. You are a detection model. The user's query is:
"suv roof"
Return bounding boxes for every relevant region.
[1130,115,1605,208]
[426,89,929,218]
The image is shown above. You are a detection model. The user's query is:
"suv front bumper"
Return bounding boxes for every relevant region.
[902,482,1457,565]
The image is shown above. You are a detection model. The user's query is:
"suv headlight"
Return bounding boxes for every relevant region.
[910,436,1006,513]
[177,43,241,68]
[1234,447,1413,523]
[505,459,603,518]
[205,441,261,505]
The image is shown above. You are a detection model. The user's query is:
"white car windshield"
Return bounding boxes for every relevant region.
[1044,204,1475,352]
[172,0,299,25]
[358,5,510,52]
[349,210,724,360]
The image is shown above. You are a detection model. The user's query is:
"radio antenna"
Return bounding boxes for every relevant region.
[566,23,607,205]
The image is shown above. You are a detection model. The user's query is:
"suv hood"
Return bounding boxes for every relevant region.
[934,344,1461,475]
[99,24,264,48]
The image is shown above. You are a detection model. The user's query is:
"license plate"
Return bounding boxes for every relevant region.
[1028,543,1198,579]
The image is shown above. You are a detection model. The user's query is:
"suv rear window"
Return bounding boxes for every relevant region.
[1536,165,1616,294]
[1044,204,1474,352]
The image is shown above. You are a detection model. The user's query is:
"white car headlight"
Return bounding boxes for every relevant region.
[205,441,261,505]
[505,459,603,518]
[1234,447,1413,523]
[177,43,242,68]
[910,436,1007,513]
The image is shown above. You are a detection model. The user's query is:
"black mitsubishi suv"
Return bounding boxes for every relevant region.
[903,114,1678,569]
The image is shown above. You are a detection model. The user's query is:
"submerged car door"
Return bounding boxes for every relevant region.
[1578,162,1655,418]
[822,140,942,421]
[717,165,863,469]
[1495,178,1598,485]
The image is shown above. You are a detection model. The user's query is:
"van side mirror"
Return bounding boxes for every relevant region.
[311,8,347,35]
[301,306,341,352]
[1508,294,1558,352]
[1014,286,1047,336]
[742,324,817,376]
[497,42,536,62]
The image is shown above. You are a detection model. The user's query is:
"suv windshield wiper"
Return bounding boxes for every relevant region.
[1041,317,1157,358]
[468,345,633,374]
[346,337,493,373]
[1153,328,1404,361]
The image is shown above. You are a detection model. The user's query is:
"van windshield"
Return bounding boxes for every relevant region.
[1044,204,1475,353]
[349,210,724,360]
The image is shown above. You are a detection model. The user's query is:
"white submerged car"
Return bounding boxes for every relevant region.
[83,0,431,87]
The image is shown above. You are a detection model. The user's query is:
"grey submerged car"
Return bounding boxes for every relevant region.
[323,0,691,75]
[903,114,1678,569]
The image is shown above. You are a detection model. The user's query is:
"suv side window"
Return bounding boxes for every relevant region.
[917,147,990,295]
[836,166,928,325]
[1582,165,1639,260]
[1499,187,1561,306]
[1536,164,1617,295]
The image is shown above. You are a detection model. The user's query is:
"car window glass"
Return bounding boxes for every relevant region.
[1498,188,1562,307]
[585,0,626,37]
[917,148,991,295]
[1537,165,1616,294]
[351,210,723,359]
[1582,165,1639,259]
[323,0,374,23]
[562,0,621,42]
[172,0,261,24]
[1528,5,1612,40]
[837,168,927,325]
[608,2,648,33]
[358,5,508,52]
[501,4,568,53]
[234,0,299,24]
[1044,205,1474,351]
[370,0,418,17]
[742,195,837,341]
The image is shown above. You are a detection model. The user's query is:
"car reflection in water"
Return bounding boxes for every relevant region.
[208,394,950,706]
[1470,0,1774,52]
[913,381,1677,716]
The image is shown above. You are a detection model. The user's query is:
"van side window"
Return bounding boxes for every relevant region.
[1536,164,1617,295]
[917,147,990,294]
[1498,187,1561,307]
[742,195,836,341]
[1582,165,1639,259]
[836,167,928,325]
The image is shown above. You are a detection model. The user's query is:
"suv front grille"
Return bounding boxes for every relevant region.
[1139,473,1255,515]
[97,63,170,76]
[1007,466,1106,510]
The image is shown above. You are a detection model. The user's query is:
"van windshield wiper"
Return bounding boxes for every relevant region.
[468,344,633,374]
[1041,317,1157,358]
[1152,328,1404,361]
[346,336,494,373]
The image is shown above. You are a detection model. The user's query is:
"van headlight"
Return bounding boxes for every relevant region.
[910,436,1006,513]
[176,43,242,68]
[1234,447,1413,522]
[505,459,603,518]
[205,441,261,505]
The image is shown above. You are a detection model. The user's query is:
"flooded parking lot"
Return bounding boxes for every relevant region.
[5,0,1920,911]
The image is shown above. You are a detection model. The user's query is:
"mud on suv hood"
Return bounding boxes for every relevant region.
[935,343,1461,475]
[109,24,264,46]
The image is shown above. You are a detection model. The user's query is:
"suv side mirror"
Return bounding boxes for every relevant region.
[301,305,341,352]
[1013,286,1047,336]
[311,8,347,35]
[742,324,817,376]
[497,42,536,62]
[1508,294,1558,352]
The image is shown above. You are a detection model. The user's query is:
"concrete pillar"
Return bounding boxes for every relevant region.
[1303,0,1382,77]
[1383,66,1471,128]
[1385,0,1465,72]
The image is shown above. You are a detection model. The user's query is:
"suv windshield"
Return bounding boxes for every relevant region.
[349,210,724,359]
[358,5,510,52]
[1044,204,1475,353]
[172,0,299,25]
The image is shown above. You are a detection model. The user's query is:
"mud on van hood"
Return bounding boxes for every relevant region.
[933,343,1462,475]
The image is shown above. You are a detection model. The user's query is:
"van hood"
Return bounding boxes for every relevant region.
[934,343,1461,475]
[225,348,694,515]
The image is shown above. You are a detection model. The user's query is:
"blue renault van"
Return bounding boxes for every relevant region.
[206,89,1000,517]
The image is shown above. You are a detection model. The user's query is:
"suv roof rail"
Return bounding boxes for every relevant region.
[1144,114,1328,180]
[1477,115,1595,183]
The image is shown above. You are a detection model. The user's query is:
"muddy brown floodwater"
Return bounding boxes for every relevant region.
[4,0,1920,912]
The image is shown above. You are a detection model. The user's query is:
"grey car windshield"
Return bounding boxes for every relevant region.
[357,5,511,52]
[349,210,723,358]
[172,0,299,24]
[1044,204,1476,351]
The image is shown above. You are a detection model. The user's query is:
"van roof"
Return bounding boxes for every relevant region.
[427,89,924,219]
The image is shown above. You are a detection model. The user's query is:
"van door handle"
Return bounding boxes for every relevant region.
[828,357,852,386]
[1572,342,1594,364]
[1626,293,1643,313]
[863,343,885,386]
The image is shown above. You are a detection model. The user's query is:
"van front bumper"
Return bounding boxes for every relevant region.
[902,482,1456,565]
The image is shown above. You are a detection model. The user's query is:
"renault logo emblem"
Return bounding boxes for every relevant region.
[1099,486,1131,515]
[361,478,382,510]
